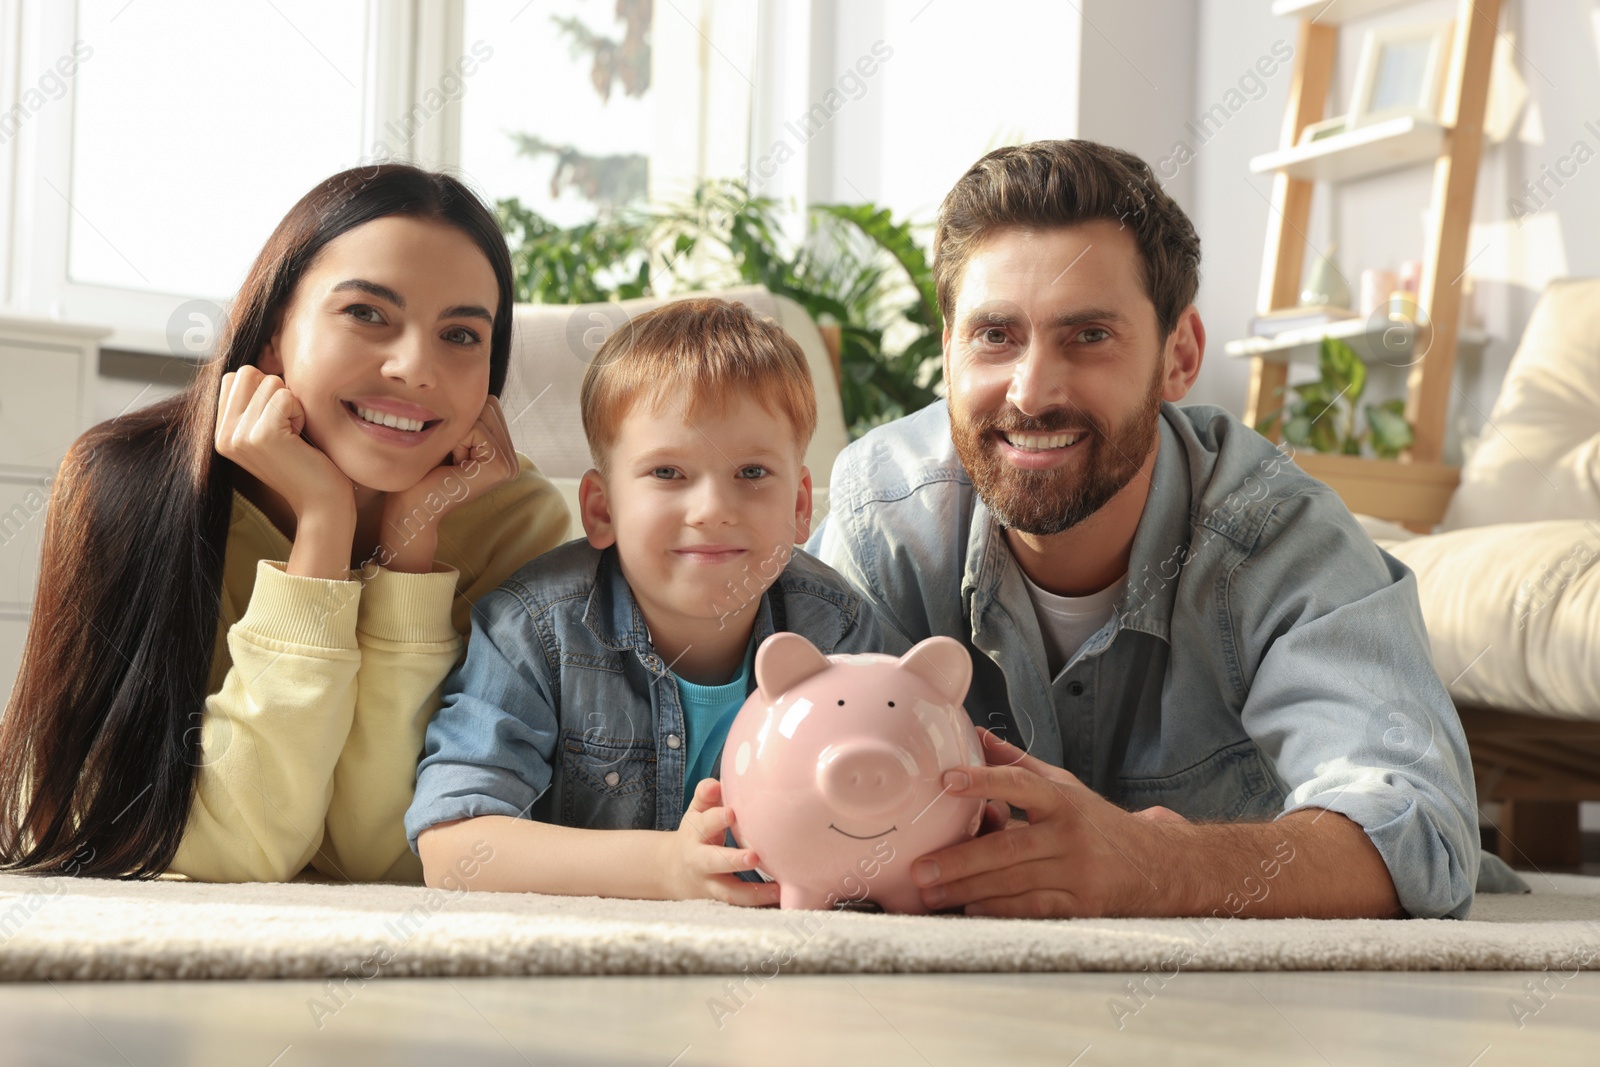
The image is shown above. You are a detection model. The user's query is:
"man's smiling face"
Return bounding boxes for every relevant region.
[943,221,1174,536]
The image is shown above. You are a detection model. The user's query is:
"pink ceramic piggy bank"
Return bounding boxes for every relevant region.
[721,632,985,913]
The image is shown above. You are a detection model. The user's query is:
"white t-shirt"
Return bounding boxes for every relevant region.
[1017,566,1126,679]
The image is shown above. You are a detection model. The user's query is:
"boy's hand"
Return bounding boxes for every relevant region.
[662,779,781,907]
[379,395,521,573]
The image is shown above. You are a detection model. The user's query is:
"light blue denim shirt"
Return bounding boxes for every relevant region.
[405,540,889,851]
[809,400,1481,919]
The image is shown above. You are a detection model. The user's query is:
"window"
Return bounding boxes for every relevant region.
[457,0,755,221]
[68,0,369,298]
[1,0,756,350]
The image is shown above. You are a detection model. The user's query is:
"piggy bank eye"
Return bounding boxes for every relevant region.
[836,699,845,706]
[887,701,895,707]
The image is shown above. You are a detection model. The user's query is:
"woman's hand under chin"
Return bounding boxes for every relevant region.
[216,367,357,579]
[375,395,521,573]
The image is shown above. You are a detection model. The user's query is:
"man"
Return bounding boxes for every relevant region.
[809,140,1481,920]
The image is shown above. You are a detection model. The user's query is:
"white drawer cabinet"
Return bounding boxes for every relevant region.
[0,474,51,605]
[0,316,108,702]
[0,344,86,466]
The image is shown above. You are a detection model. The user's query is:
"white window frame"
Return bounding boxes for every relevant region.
[0,0,469,353]
[1,0,765,353]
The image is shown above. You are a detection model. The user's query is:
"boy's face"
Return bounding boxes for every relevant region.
[578,388,813,636]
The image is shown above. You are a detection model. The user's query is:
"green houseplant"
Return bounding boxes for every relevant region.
[1256,336,1415,458]
[496,180,942,438]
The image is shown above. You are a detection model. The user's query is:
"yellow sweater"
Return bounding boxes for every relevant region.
[169,455,568,883]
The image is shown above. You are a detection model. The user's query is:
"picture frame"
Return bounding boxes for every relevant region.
[1349,21,1455,128]
[1297,115,1349,145]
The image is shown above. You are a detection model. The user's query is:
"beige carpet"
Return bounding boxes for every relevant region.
[0,871,1596,981]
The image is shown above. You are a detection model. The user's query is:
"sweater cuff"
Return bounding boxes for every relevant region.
[356,564,462,644]
[240,560,362,650]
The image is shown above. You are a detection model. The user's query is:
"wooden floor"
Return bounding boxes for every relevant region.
[1,971,1597,1066]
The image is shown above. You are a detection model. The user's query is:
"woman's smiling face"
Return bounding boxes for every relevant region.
[257,215,500,494]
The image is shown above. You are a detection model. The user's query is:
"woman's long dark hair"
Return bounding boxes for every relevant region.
[0,165,516,877]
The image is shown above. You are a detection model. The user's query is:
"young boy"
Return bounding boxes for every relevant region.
[405,298,892,904]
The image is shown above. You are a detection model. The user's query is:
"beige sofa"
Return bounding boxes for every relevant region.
[1357,277,1600,868]
[498,286,848,542]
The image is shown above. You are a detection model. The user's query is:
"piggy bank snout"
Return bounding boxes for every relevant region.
[817,743,915,818]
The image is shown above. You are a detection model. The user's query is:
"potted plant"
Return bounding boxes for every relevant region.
[497,180,942,439]
[1256,336,1414,458]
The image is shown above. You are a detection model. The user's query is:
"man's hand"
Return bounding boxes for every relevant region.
[975,799,1016,835]
[914,728,1404,920]
[912,729,1172,917]
[660,779,783,907]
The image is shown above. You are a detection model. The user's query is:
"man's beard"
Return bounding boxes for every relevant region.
[951,364,1165,537]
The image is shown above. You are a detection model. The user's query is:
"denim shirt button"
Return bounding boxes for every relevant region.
[666,734,682,749]
[1067,681,1085,696]
[604,771,621,787]
[644,655,663,672]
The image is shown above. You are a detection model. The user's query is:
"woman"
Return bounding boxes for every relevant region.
[0,165,568,882]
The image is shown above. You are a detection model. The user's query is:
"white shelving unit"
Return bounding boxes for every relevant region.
[1239,0,1502,517]
[1249,115,1446,183]
[1224,317,1488,362]
[1269,0,1411,22]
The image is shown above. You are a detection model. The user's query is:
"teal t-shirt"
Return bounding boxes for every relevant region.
[674,640,756,810]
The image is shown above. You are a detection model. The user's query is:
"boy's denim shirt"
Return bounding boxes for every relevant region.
[808,400,1481,919]
[405,540,891,852]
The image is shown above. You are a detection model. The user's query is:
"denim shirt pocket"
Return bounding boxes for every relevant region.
[559,730,657,831]
[1111,738,1284,822]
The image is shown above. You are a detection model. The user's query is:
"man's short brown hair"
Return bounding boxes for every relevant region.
[934,140,1202,340]
[580,297,817,472]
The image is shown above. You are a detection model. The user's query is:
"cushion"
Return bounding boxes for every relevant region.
[1439,277,1600,531]
[1353,513,1420,545]
[498,287,848,541]
[1386,520,1600,720]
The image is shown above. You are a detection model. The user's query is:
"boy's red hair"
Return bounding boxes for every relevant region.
[580,297,818,471]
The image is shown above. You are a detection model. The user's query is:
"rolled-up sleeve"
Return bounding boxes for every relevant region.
[1235,492,1479,919]
[404,587,561,852]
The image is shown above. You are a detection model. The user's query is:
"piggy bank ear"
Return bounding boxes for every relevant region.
[755,632,831,699]
[898,636,972,705]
